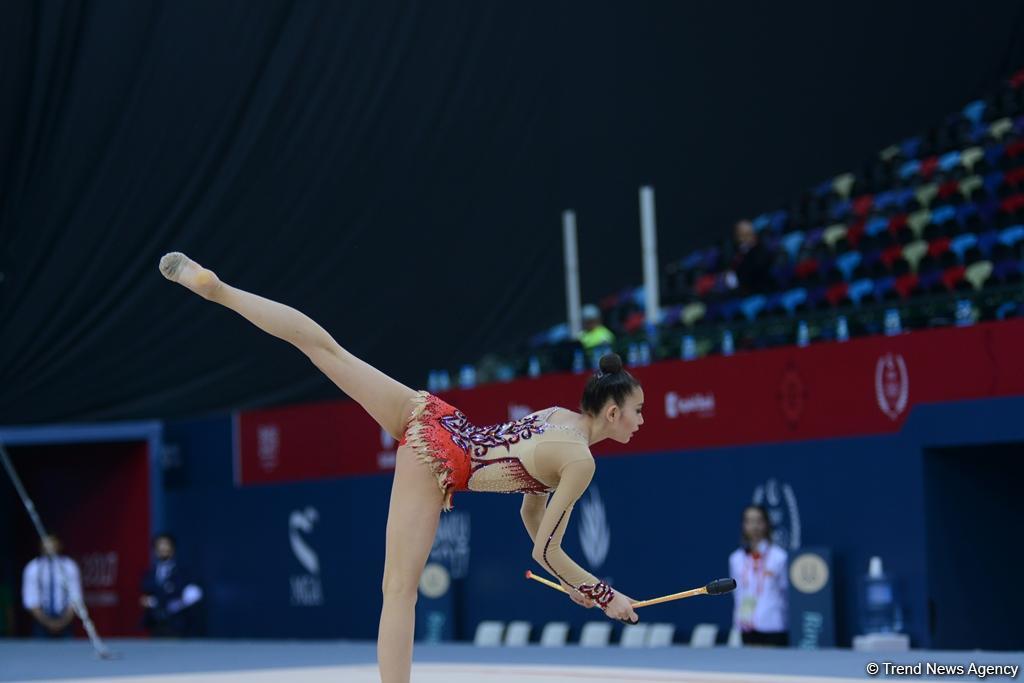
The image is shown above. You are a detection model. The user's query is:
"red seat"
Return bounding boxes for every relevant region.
[937,180,960,199]
[894,273,919,299]
[623,310,646,334]
[928,236,951,257]
[920,156,939,179]
[881,244,904,268]
[846,221,866,247]
[1006,140,1024,158]
[826,282,849,306]
[1004,167,1024,187]
[1000,193,1024,213]
[887,214,909,235]
[794,258,820,279]
[851,195,874,217]
[942,265,966,290]
[695,274,716,297]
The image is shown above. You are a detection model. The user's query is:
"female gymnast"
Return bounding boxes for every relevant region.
[159,252,643,683]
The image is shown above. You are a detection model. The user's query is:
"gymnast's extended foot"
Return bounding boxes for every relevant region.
[159,252,221,299]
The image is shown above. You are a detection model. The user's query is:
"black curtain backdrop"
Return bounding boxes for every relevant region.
[2,0,1023,423]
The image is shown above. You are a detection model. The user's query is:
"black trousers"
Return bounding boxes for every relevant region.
[741,630,789,647]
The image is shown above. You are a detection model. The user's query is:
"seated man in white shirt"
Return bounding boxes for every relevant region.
[21,535,82,639]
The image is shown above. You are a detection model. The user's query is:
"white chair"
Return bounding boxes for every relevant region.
[504,620,531,647]
[647,623,676,647]
[727,626,742,648]
[689,623,719,648]
[539,621,569,647]
[619,623,649,647]
[579,621,613,647]
[473,620,505,647]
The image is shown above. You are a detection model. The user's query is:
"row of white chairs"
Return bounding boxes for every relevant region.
[473,620,735,648]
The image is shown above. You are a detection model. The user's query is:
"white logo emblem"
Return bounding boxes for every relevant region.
[418,563,451,599]
[257,424,280,472]
[790,553,829,594]
[753,479,801,550]
[665,391,716,419]
[579,486,610,569]
[875,353,909,421]
[289,507,324,606]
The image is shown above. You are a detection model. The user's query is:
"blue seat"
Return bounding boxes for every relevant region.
[873,276,895,300]
[963,100,986,124]
[956,204,978,224]
[1001,225,1024,247]
[949,233,978,261]
[836,251,863,281]
[930,205,957,225]
[829,199,852,221]
[898,159,922,180]
[938,150,962,172]
[900,137,922,158]
[813,179,834,197]
[895,188,917,208]
[780,288,807,314]
[847,278,874,304]
[865,216,890,236]
[546,323,571,344]
[873,190,898,211]
[978,230,1001,256]
[752,214,772,232]
[682,250,704,270]
[969,122,989,144]
[780,231,806,260]
[985,144,1005,167]
[740,295,767,321]
[768,211,787,233]
[764,292,784,313]
[717,298,742,321]
[984,171,1004,196]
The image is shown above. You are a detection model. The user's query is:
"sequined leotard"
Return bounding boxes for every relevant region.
[400,391,609,602]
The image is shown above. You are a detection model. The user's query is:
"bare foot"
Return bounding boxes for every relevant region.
[159,252,221,299]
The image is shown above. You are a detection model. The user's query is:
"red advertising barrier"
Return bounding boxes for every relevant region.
[238,320,1024,486]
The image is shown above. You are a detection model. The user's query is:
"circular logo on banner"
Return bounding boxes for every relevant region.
[419,563,450,599]
[777,362,807,428]
[875,353,909,421]
[790,553,829,594]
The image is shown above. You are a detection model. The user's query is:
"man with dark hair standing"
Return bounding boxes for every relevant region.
[21,534,81,638]
[140,533,203,637]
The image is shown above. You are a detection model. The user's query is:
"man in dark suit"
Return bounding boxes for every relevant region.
[140,533,203,637]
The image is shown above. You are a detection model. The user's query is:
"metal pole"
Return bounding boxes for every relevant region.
[639,186,661,326]
[562,210,582,338]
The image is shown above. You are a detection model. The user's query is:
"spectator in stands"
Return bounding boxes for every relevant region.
[579,304,615,350]
[21,534,81,638]
[729,219,774,294]
[728,505,789,646]
[140,533,204,637]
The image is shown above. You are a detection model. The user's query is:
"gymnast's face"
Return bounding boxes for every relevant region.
[605,387,645,443]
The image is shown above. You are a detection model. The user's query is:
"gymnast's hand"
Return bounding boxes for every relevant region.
[605,590,639,624]
[561,582,596,609]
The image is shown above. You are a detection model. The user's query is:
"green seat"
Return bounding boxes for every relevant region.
[959,147,984,171]
[959,175,983,197]
[681,302,706,327]
[915,183,938,208]
[989,117,1013,140]
[964,260,993,290]
[902,240,929,272]
[832,172,856,199]
[823,223,848,250]
[908,209,931,238]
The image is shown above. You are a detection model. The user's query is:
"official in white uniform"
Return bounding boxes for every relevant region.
[21,535,82,639]
[728,505,789,646]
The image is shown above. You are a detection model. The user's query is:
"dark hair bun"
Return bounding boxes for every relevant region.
[599,353,623,375]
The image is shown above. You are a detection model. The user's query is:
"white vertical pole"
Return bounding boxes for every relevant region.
[639,186,660,325]
[563,210,582,338]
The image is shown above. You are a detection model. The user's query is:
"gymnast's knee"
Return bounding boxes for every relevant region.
[381,572,419,602]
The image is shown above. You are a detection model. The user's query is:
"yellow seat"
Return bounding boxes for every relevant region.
[681,302,706,327]
[823,223,848,250]
[832,172,856,199]
[989,117,1013,140]
[915,183,938,208]
[964,260,993,290]
[959,147,984,170]
[902,240,929,272]
[959,175,983,197]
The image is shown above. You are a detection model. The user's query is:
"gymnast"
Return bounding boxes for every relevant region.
[159,252,643,683]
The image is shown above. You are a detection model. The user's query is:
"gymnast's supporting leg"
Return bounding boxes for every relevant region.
[159,252,417,438]
[378,444,445,682]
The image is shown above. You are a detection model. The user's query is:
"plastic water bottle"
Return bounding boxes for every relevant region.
[859,556,899,634]
[836,315,849,342]
[458,364,476,389]
[955,299,973,327]
[638,342,652,365]
[627,344,639,366]
[721,330,735,356]
[681,335,697,361]
[527,356,541,378]
[884,309,902,336]
[797,321,810,347]
[572,349,585,373]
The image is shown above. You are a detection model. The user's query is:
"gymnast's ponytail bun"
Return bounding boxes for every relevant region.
[580,352,641,416]
[598,353,623,375]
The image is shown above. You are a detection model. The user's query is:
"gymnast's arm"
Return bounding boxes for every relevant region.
[520,493,549,544]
